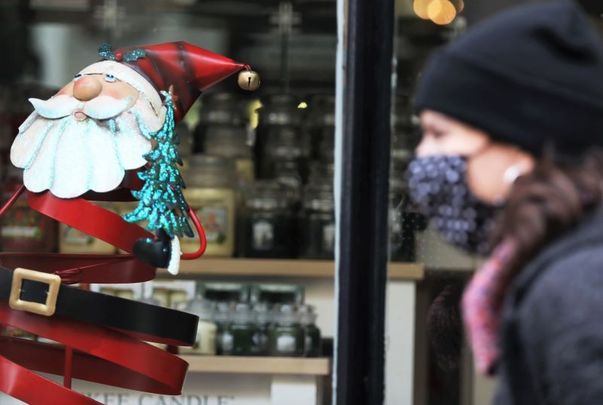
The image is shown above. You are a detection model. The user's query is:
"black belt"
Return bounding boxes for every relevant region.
[0,266,198,346]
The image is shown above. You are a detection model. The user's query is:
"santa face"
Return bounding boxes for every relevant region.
[10,69,164,199]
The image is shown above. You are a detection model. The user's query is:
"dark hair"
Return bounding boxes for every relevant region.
[492,147,603,273]
[427,282,465,371]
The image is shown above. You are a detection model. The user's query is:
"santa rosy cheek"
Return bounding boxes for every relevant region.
[102,88,128,99]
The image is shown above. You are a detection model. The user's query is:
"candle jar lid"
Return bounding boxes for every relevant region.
[306,94,335,127]
[185,299,215,322]
[232,302,253,325]
[277,304,299,326]
[214,302,233,324]
[244,181,293,211]
[264,126,308,160]
[185,154,236,188]
[204,125,251,159]
[303,182,334,213]
[307,162,334,184]
[200,92,247,126]
[257,94,302,126]
[297,305,317,326]
[253,302,272,325]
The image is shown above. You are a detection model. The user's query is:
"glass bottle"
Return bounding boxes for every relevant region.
[250,302,271,356]
[269,304,304,357]
[231,302,254,356]
[298,305,322,357]
[215,302,234,355]
[238,181,297,258]
[300,181,335,259]
[181,297,217,355]
[183,155,237,257]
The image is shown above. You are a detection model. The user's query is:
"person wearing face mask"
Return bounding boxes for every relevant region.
[407,1,603,404]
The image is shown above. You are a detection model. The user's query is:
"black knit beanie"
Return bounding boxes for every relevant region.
[414,0,603,157]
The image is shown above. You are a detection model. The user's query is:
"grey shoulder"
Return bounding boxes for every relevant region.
[519,245,603,326]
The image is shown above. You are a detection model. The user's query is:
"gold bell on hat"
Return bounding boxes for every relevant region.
[238,69,261,91]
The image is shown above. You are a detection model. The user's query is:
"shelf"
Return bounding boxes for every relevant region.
[167,258,424,280]
[181,355,331,376]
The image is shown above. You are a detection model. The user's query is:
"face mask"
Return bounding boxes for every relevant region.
[406,155,500,256]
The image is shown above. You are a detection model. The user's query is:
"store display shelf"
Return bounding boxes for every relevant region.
[166,258,424,280]
[180,355,331,376]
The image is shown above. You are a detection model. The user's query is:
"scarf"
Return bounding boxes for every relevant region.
[462,240,517,375]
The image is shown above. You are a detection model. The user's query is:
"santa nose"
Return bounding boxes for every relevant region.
[73,75,102,101]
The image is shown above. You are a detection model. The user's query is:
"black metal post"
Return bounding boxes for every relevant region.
[335,0,395,402]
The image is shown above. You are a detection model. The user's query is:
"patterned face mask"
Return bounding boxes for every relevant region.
[406,155,500,256]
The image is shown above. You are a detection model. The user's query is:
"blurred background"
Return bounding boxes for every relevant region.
[0,1,598,404]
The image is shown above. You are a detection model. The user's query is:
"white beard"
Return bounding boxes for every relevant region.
[10,97,162,199]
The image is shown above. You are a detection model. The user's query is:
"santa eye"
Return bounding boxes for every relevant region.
[73,73,82,81]
[104,73,117,83]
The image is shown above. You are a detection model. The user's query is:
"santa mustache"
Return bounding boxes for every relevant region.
[29,94,133,120]
[11,96,158,199]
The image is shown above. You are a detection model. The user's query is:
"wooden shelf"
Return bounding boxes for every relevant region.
[181,355,331,376]
[165,258,424,280]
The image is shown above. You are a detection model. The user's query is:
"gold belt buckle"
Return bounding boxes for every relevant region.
[9,268,61,317]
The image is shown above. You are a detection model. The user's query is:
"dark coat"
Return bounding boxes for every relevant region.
[494,208,603,404]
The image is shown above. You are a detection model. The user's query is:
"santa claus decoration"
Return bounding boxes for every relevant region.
[0,42,259,404]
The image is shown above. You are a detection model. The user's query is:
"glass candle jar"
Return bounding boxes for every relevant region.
[230,302,254,356]
[250,302,271,356]
[300,181,335,259]
[304,94,335,161]
[255,94,304,179]
[215,302,234,355]
[237,181,297,258]
[204,123,255,186]
[194,92,248,154]
[183,155,237,257]
[269,304,304,357]
[298,305,322,357]
[182,297,217,355]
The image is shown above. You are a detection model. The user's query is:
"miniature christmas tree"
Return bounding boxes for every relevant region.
[123,91,193,238]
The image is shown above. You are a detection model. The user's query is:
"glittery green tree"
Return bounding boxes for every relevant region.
[123,91,193,238]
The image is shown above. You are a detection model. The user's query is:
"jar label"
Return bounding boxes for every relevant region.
[322,223,335,252]
[252,220,274,250]
[1,207,42,240]
[305,335,312,354]
[197,206,228,245]
[221,332,234,352]
[252,331,269,350]
[196,321,217,355]
[1,225,39,239]
[62,226,94,246]
[276,334,296,354]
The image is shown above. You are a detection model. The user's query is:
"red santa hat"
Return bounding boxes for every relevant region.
[78,41,253,121]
